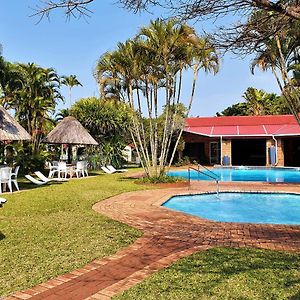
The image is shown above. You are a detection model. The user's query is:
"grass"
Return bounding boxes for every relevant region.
[115,247,300,300]
[0,170,146,296]
[1,171,300,299]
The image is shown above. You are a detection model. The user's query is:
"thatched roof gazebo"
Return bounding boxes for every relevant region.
[0,106,31,141]
[44,116,98,163]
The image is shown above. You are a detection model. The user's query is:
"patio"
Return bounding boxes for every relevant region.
[6,180,300,300]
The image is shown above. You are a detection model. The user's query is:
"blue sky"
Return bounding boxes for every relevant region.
[0,0,280,116]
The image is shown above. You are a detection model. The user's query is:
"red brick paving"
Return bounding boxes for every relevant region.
[6,181,300,300]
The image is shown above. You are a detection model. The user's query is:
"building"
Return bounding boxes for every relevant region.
[183,115,300,167]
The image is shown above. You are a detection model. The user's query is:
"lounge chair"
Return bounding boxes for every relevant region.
[25,175,48,185]
[101,166,115,174]
[34,171,68,182]
[106,165,128,173]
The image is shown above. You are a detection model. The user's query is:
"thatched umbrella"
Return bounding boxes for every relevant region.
[44,116,98,163]
[0,106,31,141]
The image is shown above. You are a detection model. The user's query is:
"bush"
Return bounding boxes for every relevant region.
[137,175,186,184]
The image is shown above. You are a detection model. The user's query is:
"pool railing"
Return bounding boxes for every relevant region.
[188,165,220,196]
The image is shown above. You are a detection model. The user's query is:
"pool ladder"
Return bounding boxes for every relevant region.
[188,164,220,197]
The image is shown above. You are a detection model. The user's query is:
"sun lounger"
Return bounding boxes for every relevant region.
[101,166,115,174]
[25,175,48,185]
[34,171,68,182]
[106,165,128,173]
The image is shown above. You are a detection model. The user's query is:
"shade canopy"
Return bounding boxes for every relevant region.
[185,115,300,137]
[0,106,31,141]
[44,116,98,145]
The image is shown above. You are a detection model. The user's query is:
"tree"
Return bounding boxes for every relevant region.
[61,75,82,107]
[217,102,249,116]
[32,0,95,20]
[32,1,300,52]
[55,108,70,121]
[70,97,131,167]
[250,11,300,123]
[1,63,63,153]
[0,57,24,105]
[218,88,289,116]
[32,1,300,21]
[96,19,219,177]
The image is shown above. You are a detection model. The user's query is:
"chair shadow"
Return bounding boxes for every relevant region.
[0,232,6,241]
[16,180,64,192]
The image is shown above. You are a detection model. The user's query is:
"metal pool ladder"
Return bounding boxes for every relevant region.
[188,164,220,197]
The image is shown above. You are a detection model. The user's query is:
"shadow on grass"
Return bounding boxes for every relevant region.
[16,179,64,192]
[167,248,300,295]
[117,248,300,299]
[0,232,5,240]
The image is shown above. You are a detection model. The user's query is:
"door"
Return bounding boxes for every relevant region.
[210,142,220,164]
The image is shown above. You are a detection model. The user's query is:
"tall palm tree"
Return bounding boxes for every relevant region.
[61,75,82,107]
[96,19,219,177]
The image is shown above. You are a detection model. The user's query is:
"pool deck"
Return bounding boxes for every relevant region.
[6,181,300,300]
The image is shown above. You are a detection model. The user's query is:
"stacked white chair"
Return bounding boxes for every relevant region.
[49,161,59,178]
[58,162,68,178]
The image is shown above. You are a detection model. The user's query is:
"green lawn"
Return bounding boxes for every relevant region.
[0,171,145,296]
[115,247,300,300]
[1,172,300,299]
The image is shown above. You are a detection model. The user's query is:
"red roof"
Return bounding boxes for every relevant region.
[185,115,300,137]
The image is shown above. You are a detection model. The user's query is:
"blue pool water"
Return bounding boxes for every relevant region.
[168,167,300,183]
[163,192,300,224]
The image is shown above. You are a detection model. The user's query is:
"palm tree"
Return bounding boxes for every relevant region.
[55,108,70,121]
[61,75,82,107]
[243,88,268,115]
[96,19,219,177]
[1,63,63,153]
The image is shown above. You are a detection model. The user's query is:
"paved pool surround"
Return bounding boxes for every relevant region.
[7,181,300,300]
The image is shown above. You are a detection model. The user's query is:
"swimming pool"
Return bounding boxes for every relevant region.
[163,192,300,225]
[168,167,300,183]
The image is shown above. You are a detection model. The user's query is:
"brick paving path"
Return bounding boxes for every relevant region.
[6,181,300,300]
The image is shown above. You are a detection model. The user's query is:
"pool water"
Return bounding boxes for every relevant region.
[163,192,300,225]
[168,167,300,183]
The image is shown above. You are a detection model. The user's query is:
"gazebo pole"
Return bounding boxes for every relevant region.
[67,144,72,164]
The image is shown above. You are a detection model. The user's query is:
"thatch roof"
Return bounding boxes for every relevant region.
[44,116,98,145]
[0,106,31,141]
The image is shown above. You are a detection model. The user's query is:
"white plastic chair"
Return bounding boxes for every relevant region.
[83,161,89,177]
[0,167,12,193]
[74,161,84,178]
[11,165,20,191]
[58,162,68,178]
[49,161,59,178]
